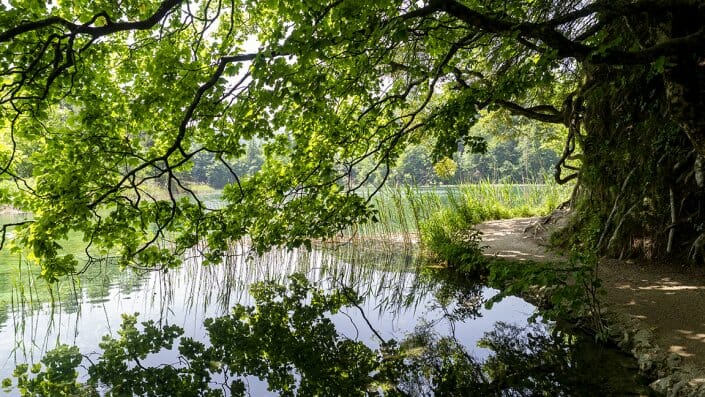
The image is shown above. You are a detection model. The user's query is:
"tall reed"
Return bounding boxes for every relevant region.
[347,180,571,250]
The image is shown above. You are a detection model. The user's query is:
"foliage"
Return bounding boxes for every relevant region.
[454,113,563,184]
[388,144,437,185]
[485,252,606,338]
[184,141,265,189]
[420,207,485,269]
[349,114,563,186]
[8,345,90,397]
[432,157,458,180]
[0,0,702,276]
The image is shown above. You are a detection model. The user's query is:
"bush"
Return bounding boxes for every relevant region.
[420,207,485,271]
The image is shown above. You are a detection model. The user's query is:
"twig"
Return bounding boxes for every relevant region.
[332,278,386,344]
[0,220,33,250]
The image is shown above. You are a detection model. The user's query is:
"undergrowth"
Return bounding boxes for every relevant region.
[351,181,570,255]
[370,181,606,338]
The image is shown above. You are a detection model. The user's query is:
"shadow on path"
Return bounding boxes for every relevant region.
[478,216,705,372]
[600,259,705,366]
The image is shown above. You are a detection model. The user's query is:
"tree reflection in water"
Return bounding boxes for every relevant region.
[400,321,654,396]
[3,273,653,396]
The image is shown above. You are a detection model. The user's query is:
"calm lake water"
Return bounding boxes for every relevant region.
[0,239,652,395]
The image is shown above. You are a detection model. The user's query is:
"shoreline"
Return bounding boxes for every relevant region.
[478,216,705,397]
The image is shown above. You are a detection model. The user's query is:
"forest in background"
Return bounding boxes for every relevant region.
[184,113,562,188]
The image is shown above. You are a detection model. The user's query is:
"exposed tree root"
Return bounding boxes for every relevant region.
[689,233,705,262]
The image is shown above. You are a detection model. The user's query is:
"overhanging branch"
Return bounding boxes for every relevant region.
[0,0,184,42]
[497,100,564,124]
[407,0,705,65]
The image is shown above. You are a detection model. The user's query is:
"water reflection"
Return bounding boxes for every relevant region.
[0,243,651,395]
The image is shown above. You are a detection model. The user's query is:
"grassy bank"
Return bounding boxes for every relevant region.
[348,182,571,262]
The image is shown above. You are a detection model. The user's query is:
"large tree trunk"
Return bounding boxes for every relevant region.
[666,6,705,182]
[562,9,705,262]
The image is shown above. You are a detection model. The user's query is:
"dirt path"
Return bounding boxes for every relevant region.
[478,217,705,383]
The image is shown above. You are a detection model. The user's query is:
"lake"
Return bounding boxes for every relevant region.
[0,240,653,395]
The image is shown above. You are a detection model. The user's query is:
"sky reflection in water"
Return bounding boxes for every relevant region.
[0,243,650,396]
[0,244,531,384]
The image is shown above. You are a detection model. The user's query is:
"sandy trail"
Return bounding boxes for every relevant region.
[477,217,705,370]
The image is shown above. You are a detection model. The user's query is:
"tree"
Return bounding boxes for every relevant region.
[432,157,457,181]
[390,144,434,185]
[453,111,563,183]
[0,0,704,277]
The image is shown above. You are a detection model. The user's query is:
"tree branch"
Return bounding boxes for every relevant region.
[497,100,564,124]
[0,0,184,42]
[0,221,33,250]
[433,0,592,60]
[406,0,705,65]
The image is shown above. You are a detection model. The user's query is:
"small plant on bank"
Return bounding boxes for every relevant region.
[353,181,572,244]
[484,253,607,340]
[406,182,607,340]
[419,207,485,272]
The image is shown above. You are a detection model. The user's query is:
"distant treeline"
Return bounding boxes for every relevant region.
[140,111,564,189]
[385,137,559,185]
[180,134,559,189]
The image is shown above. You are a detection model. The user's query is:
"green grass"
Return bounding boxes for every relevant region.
[354,181,570,239]
[347,180,572,264]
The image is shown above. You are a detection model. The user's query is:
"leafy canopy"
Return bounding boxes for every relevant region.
[0,0,701,277]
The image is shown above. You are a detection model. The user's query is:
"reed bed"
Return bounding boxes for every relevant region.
[175,240,430,318]
[347,181,571,249]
